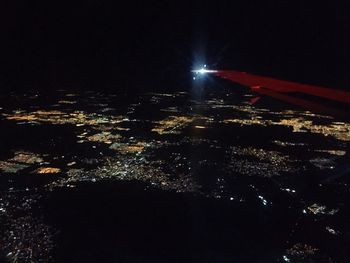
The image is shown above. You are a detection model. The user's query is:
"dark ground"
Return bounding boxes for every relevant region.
[0,86,349,262]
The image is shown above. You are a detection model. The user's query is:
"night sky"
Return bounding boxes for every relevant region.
[1,0,350,91]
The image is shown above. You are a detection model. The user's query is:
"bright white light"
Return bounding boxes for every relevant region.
[191,68,217,74]
[283,255,290,262]
[199,68,207,74]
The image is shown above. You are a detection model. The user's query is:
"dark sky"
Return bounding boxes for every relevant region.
[1,0,350,91]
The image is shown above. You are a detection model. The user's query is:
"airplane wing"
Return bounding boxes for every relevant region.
[205,70,350,117]
[214,70,350,105]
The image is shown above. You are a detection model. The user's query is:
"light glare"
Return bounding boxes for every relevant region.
[191,68,217,74]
